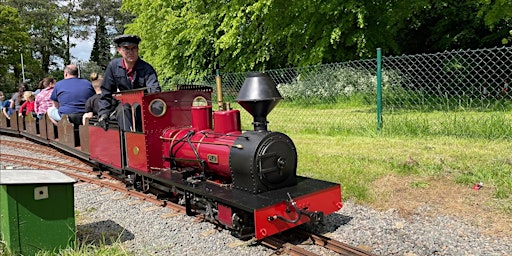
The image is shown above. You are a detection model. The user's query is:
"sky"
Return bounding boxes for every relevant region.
[53,38,93,69]
[70,38,93,62]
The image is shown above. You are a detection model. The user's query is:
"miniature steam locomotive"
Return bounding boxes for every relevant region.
[0,72,343,240]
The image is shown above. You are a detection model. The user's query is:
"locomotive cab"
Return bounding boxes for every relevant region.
[89,87,213,174]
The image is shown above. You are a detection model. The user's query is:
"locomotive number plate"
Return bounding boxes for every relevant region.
[207,154,218,164]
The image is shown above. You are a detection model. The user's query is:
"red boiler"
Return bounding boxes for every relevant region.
[161,106,242,181]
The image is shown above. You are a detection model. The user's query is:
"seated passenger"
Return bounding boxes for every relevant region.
[82,73,103,125]
[34,77,56,119]
[10,83,26,113]
[2,99,13,119]
[33,79,44,95]
[47,64,95,126]
[18,92,36,118]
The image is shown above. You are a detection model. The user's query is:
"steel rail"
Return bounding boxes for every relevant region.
[295,229,376,256]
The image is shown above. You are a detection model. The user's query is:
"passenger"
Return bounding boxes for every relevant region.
[97,34,161,131]
[2,99,13,119]
[47,64,95,126]
[10,83,27,113]
[34,80,44,95]
[18,92,36,117]
[82,73,103,125]
[34,77,56,119]
[90,72,102,82]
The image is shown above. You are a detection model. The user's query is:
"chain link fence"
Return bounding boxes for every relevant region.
[382,47,512,111]
[169,46,512,139]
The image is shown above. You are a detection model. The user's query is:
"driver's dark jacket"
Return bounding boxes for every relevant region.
[98,57,161,116]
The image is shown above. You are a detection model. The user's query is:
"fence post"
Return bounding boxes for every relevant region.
[376,48,382,132]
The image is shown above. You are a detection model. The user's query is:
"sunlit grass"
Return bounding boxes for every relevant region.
[380,111,512,139]
[256,103,512,139]
[0,240,132,256]
[35,242,132,256]
[0,234,135,256]
[290,133,512,211]
[0,211,132,256]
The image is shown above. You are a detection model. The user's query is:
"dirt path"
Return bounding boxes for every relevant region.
[371,175,512,237]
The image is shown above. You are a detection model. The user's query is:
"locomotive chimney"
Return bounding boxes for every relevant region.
[235,72,282,131]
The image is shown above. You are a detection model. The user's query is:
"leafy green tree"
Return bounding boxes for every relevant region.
[6,0,133,78]
[121,0,219,80]
[394,0,508,54]
[121,0,430,80]
[59,0,133,66]
[78,0,134,70]
[0,5,31,91]
[478,0,512,44]
[121,0,509,82]
[7,0,67,75]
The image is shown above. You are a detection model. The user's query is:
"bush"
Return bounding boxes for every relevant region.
[276,67,376,104]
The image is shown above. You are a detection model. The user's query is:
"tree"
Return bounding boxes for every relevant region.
[394,0,507,54]
[60,0,81,65]
[8,0,133,77]
[78,0,134,70]
[7,0,68,75]
[120,0,510,82]
[0,5,31,91]
[478,0,512,44]
[90,15,111,69]
[120,0,220,80]
[121,0,425,79]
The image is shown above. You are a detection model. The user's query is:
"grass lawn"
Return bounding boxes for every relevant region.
[290,133,512,236]
[290,134,512,202]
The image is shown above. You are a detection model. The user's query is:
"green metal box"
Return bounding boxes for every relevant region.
[0,169,77,255]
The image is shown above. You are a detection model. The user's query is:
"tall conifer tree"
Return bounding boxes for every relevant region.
[90,16,111,69]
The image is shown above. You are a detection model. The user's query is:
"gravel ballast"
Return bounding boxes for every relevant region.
[74,184,512,256]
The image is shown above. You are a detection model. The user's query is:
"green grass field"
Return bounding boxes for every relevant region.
[292,134,511,208]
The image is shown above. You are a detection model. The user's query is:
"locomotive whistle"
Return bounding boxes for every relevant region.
[215,69,225,111]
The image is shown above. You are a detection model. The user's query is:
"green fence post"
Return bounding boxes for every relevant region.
[376,48,382,132]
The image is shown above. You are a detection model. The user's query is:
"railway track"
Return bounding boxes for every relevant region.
[260,226,376,256]
[0,152,186,213]
[1,137,375,256]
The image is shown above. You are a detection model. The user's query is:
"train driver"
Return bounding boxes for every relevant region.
[97,34,161,131]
